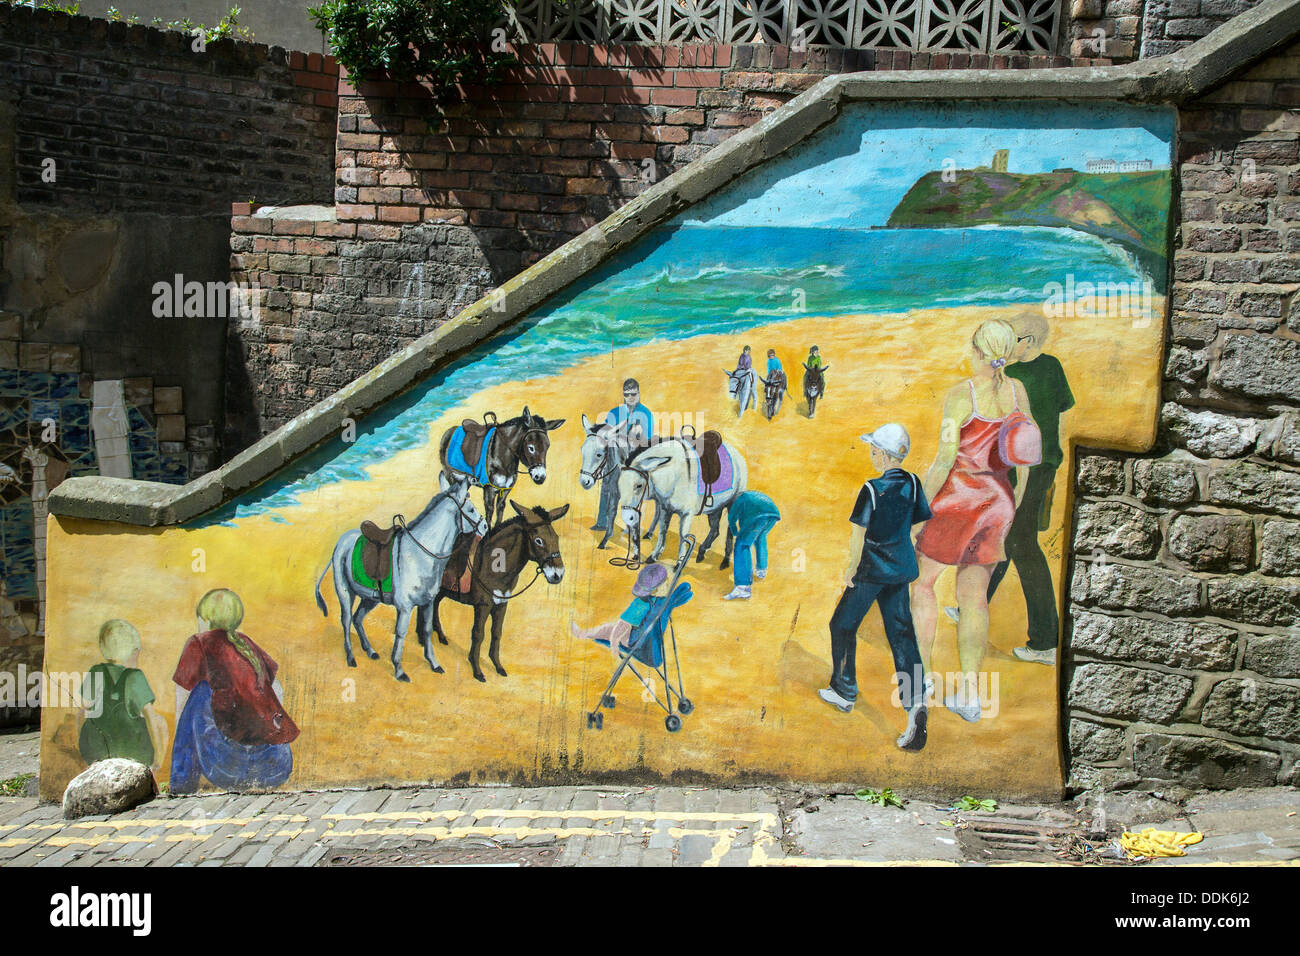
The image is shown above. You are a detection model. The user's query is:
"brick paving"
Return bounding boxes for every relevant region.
[0,785,788,868]
[2,782,1297,866]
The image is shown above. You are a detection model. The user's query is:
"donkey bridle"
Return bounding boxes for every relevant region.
[465,520,561,601]
[392,490,481,561]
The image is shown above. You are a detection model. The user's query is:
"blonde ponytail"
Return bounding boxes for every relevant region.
[196,588,263,680]
[971,319,1017,389]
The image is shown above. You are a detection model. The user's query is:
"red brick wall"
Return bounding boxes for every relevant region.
[332,42,1109,254]
[229,41,1108,443]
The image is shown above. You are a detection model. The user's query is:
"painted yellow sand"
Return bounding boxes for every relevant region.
[41,301,1164,799]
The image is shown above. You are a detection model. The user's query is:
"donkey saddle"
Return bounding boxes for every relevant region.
[458,418,493,468]
[440,532,482,595]
[698,430,724,488]
[360,520,399,594]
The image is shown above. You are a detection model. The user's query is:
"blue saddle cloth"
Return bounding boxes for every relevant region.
[597,582,693,668]
[446,425,495,486]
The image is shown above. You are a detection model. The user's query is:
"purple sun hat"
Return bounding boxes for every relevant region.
[632,562,669,597]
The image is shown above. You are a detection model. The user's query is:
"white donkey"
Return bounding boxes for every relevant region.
[578,413,662,549]
[315,472,488,682]
[725,366,758,419]
[617,437,748,565]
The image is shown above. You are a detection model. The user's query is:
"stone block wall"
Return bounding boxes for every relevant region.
[1066,38,1300,790]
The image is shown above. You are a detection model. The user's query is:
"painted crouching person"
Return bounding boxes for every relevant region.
[170,588,298,793]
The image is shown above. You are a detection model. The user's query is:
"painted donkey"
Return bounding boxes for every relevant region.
[617,436,748,566]
[439,407,564,527]
[315,472,488,682]
[725,366,758,419]
[803,363,830,418]
[430,501,568,683]
[578,413,662,549]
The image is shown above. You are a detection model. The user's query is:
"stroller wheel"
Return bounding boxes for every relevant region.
[587,711,603,731]
[677,698,694,716]
[665,714,682,733]
[602,694,616,709]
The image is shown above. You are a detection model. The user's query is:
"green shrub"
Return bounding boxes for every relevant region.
[308,0,514,91]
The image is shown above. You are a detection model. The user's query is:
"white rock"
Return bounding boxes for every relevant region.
[62,758,156,820]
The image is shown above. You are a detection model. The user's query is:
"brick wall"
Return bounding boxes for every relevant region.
[1067,0,1267,62]
[1066,38,1300,790]
[229,41,1107,443]
[0,4,341,459]
[0,5,338,725]
[1,5,338,212]
[1139,0,1268,57]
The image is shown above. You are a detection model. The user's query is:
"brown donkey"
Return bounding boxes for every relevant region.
[428,500,568,682]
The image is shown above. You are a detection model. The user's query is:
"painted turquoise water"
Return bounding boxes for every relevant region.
[202,224,1144,526]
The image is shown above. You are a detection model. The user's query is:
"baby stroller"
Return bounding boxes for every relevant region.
[587,536,695,733]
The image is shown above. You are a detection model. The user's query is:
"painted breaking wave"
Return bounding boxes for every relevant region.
[200,224,1143,526]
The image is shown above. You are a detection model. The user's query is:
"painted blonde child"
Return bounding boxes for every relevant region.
[171,588,298,793]
[570,563,670,658]
[77,619,167,772]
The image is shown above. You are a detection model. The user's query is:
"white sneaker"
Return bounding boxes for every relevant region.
[723,586,752,600]
[1014,646,1057,666]
[943,606,960,623]
[944,694,982,723]
[755,569,767,580]
[896,704,928,751]
[818,687,853,713]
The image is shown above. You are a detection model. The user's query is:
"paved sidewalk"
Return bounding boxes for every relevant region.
[1,782,1296,866]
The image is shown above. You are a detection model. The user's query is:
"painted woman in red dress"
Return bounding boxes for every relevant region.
[911,319,1034,723]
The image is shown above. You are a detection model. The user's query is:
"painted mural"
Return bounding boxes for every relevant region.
[41,101,1174,797]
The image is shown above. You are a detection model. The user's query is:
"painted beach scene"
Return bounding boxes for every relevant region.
[42,100,1174,798]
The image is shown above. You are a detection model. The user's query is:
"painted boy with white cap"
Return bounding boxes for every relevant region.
[818,423,932,752]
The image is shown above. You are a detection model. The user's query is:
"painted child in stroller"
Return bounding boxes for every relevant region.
[572,539,696,732]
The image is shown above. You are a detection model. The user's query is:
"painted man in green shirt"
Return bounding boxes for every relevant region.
[985,313,1074,665]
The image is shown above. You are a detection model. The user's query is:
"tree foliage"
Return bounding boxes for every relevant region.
[308,0,514,91]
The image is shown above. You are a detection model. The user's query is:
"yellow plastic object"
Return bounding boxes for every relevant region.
[1120,828,1204,859]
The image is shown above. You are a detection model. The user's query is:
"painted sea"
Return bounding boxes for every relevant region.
[206,223,1145,524]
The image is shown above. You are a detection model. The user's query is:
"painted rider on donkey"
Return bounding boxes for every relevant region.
[594,378,654,535]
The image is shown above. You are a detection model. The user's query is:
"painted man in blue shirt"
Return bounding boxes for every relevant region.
[594,378,654,534]
[818,423,932,752]
[722,490,780,600]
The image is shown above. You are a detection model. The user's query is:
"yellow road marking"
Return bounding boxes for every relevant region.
[4,803,1297,866]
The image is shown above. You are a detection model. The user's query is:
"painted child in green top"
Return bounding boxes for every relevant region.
[78,619,168,770]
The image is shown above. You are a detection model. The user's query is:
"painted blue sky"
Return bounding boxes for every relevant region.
[685,100,1175,230]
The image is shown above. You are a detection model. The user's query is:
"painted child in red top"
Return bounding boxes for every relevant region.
[170,588,298,793]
